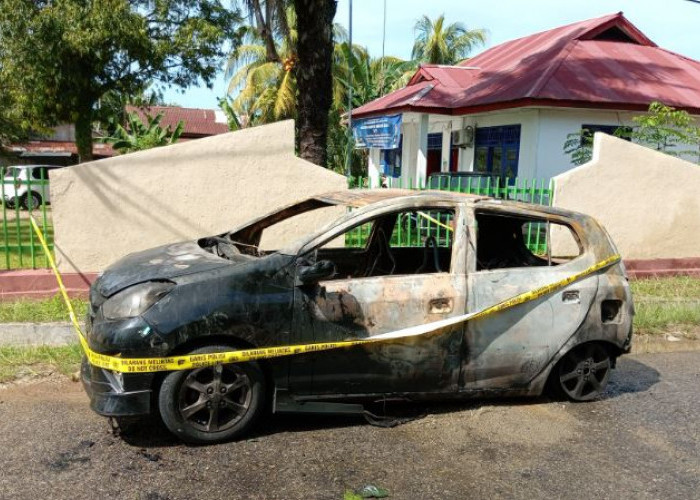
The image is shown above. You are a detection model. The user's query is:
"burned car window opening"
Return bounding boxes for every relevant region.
[475,211,582,271]
[310,208,455,279]
[199,199,343,259]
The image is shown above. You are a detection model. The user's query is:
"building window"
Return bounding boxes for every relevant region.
[427,133,443,150]
[474,125,521,178]
[581,124,631,142]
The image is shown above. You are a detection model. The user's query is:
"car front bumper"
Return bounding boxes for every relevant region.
[81,357,154,417]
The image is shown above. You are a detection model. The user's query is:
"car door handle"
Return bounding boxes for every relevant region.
[429,298,453,314]
[562,290,580,304]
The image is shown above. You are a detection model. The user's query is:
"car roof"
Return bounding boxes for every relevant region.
[314,189,588,222]
[315,189,489,207]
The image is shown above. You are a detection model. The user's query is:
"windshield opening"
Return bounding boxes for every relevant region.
[198,198,350,260]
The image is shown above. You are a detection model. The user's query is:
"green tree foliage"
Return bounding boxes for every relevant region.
[564,102,700,166]
[218,97,243,131]
[626,102,700,159]
[225,10,410,173]
[0,0,239,162]
[225,6,298,125]
[411,14,487,65]
[103,111,184,154]
[94,87,164,138]
[563,129,595,166]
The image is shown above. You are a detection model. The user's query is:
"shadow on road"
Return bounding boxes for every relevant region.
[603,357,661,399]
[116,357,661,448]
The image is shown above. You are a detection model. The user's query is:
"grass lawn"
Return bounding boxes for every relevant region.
[0,344,82,383]
[0,277,698,384]
[630,276,700,336]
[0,294,88,323]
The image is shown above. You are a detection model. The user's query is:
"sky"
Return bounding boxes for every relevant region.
[162,0,700,109]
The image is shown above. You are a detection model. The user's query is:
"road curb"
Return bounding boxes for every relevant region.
[0,322,82,346]
[1,323,699,355]
[630,333,700,354]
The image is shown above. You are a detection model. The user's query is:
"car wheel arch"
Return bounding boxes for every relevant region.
[150,334,275,405]
[543,339,621,398]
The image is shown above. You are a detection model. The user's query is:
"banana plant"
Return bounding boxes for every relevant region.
[103,111,184,154]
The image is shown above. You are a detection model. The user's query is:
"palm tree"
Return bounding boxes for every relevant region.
[411,14,487,65]
[327,42,414,174]
[294,0,337,167]
[332,43,415,110]
[225,8,297,126]
[233,0,337,168]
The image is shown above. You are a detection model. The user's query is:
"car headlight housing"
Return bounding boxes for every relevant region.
[102,281,174,320]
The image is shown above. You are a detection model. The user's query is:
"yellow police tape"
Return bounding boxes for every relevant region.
[29,215,621,374]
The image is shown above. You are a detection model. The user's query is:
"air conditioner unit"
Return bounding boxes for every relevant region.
[451,126,474,148]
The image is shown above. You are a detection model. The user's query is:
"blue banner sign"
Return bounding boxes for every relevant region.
[352,114,402,149]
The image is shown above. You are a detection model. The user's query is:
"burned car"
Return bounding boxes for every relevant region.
[82,190,633,444]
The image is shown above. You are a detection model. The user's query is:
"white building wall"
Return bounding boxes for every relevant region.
[366,107,700,186]
[535,108,637,179]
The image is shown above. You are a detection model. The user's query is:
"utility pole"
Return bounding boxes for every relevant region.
[345,0,354,179]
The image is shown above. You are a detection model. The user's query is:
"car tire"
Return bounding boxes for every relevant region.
[158,345,266,444]
[21,192,42,211]
[550,343,612,402]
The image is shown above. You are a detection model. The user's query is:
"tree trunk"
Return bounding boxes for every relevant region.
[75,105,94,163]
[294,0,337,167]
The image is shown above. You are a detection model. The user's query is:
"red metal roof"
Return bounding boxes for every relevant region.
[6,140,115,157]
[353,12,700,118]
[125,105,230,137]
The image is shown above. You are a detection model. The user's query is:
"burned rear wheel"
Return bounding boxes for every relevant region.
[554,343,612,401]
[158,345,265,444]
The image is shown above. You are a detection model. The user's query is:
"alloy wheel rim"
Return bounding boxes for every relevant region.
[559,344,610,400]
[177,364,252,433]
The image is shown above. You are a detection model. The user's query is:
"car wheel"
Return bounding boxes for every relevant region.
[553,343,612,401]
[158,345,266,444]
[21,192,42,211]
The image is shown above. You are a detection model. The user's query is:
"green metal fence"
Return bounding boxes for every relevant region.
[347,175,553,255]
[0,167,53,270]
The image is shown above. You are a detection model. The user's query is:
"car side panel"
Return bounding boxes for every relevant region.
[462,258,599,389]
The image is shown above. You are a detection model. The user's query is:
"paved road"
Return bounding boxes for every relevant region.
[0,352,698,500]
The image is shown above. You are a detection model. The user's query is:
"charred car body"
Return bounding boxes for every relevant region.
[82,190,634,443]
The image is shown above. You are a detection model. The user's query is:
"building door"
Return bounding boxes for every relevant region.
[474,125,521,178]
[427,132,459,177]
[427,133,442,177]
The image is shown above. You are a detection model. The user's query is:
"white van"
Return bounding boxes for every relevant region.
[2,165,62,210]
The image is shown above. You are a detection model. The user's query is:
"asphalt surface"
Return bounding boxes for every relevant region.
[0,352,698,500]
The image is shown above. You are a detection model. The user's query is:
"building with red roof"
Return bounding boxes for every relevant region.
[124,105,230,140]
[1,106,229,167]
[351,12,700,185]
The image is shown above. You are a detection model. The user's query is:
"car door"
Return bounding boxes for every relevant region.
[460,207,597,389]
[289,202,468,397]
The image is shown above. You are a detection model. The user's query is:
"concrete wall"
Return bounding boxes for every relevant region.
[552,133,700,260]
[50,120,347,273]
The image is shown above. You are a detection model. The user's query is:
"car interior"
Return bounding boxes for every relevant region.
[474,211,581,270]
[314,208,455,279]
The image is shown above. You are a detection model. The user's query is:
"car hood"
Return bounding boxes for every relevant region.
[94,241,248,298]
